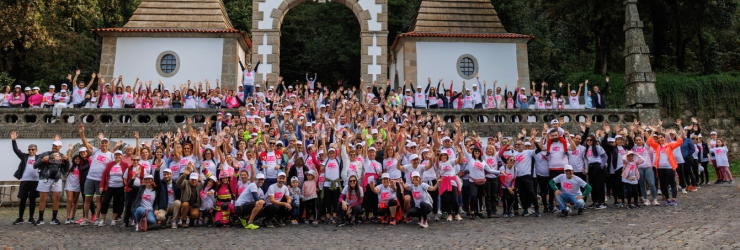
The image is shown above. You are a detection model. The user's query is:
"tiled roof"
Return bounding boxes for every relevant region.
[411,0,508,34]
[123,0,233,29]
[389,32,534,52]
[91,28,252,48]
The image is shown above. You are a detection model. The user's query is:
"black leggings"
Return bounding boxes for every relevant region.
[376,200,399,216]
[18,181,39,220]
[440,189,458,215]
[624,183,639,204]
[484,177,499,214]
[461,180,470,213]
[100,187,125,215]
[658,168,677,200]
[588,163,606,204]
[323,188,340,215]
[699,161,710,183]
[408,202,432,220]
[501,188,517,214]
[337,202,362,222]
[536,176,551,209]
[123,187,138,224]
[303,198,317,220]
[515,176,538,212]
[425,180,438,214]
[468,181,484,215]
[362,184,378,218]
[610,168,624,201]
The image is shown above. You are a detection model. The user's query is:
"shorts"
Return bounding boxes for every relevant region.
[235,202,257,216]
[36,179,63,193]
[84,179,102,196]
[65,177,81,192]
[18,181,39,199]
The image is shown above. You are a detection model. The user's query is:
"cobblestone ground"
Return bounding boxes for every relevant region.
[0,184,738,249]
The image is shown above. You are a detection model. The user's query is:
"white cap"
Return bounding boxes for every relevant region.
[409,154,420,161]
[189,173,199,179]
[520,87,525,90]
[256,173,265,179]
[439,150,448,155]
[49,85,55,89]
[381,173,390,179]
[288,85,294,89]
[371,129,378,134]
[114,150,123,155]
[318,150,325,155]
[61,83,67,87]
[79,147,88,152]
[524,142,532,146]
[328,148,336,153]
[367,147,377,152]
[550,119,559,124]
[710,131,717,135]
[405,89,411,92]
[60,90,67,93]
[14,85,21,88]
[570,90,576,94]
[466,89,471,91]
[607,138,616,142]
[291,176,298,182]
[564,165,573,171]
[225,113,232,117]
[442,136,452,142]
[163,169,172,174]
[285,105,293,110]
[296,141,303,145]
[698,134,703,138]
[278,172,286,177]
[209,176,218,182]
[276,141,283,146]
[615,135,623,139]
[32,87,40,90]
[24,87,31,91]
[144,174,154,179]
[405,142,417,147]
[411,171,421,178]
[100,138,109,142]
[550,90,556,93]
[52,141,63,146]
[472,84,477,87]
[627,150,635,155]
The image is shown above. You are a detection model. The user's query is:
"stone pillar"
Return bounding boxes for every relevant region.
[623,0,658,108]
[98,37,118,80]
[516,42,530,93]
[221,38,239,90]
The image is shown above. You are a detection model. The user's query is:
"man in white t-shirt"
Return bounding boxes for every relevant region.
[550,165,592,217]
[263,172,292,227]
[78,124,115,226]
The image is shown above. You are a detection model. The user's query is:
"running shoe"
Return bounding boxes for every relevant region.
[264,220,274,228]
[13,218,24,225]
[277,219,285,227]
[246,223,259,230]
[27,218,35,225]
[577,208,583,215]
[644,200,651,206]
[595,204,607,210]
[662,200,671,206]
[559,210,568,217]
[389,219,396,226]
[64,219,71,225]
[97,220,105,227]
[446,215,453,221]
[455,215,463,221]
[79,219,90,226]
[670,200,677,206]
[50,219,60,225]
[75,217,86,224]
[239,217,248,228]
[502,214,509,218]
[35,219,44,226]
[421,220,428,228]
[171,222,177,229]
[135,223,139,231]
[657,190,662,195]
[90,215,97,223]
[653,199,660,206]
[681,188,687,194]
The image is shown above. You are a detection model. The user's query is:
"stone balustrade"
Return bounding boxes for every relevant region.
[0,108,660,138]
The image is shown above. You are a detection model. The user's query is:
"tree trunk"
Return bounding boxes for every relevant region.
[594,31,610,75]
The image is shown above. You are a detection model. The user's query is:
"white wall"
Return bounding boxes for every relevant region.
[114,37,224,88]
[395,45,405,87]
[0,138,149,181]
[416,42,519,94]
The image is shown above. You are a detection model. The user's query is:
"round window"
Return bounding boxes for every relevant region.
[156,51,180,77]
[456,54,478,79]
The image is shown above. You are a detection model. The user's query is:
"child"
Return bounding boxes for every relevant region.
[288,176,302,225]
[621,151,644,209]
[199,177,216,227]
[714,139,733,183]
[302,170,319,224]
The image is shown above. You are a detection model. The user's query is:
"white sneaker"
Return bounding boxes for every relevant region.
[646,190,651,196]
[80,219,90,226]
[657,190,662,195]
[171,222,177,229]
[643,200,651,206]
[110,220,116,227]
[681,188,688,194]
[135,223,139,232]
[97,220,105,227]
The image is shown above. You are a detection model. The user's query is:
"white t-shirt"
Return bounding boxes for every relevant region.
[21,157,39,181]
[107,163,124,188]
[552,174,587,196]
[88,148,114,181]
[140,188,156,210]
[548,142,568,170]
[376,184,395,204]
[568,145,586,172]
[409,183,430,207]
[383,158,401,180]
[236,183,264,206]
[266,183,290,205]
[341,185,364,205]
[72,86,87,105]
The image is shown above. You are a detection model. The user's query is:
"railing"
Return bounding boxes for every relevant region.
[0,108,659,138]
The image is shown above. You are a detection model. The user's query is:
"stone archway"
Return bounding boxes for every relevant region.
[251,0,387,87]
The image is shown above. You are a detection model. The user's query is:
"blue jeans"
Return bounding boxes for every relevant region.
[243,85,254,101]
[134,207,156,224]
[290,197,300,218]
[556,193,585,211]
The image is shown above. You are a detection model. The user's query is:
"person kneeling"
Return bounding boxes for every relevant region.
[550,165,591,217]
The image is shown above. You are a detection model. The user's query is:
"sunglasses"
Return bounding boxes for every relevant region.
[132,159,140,161]
[28,148,36,151]
[349,180,357,183]
[585,139,593,142]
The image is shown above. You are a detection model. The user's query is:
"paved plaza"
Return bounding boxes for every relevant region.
[0,184,738,249]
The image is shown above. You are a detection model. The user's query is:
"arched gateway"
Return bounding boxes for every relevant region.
[250,0,388,85]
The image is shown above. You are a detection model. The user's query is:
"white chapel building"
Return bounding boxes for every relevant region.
[388,0,533,93]
[93,0,252,89]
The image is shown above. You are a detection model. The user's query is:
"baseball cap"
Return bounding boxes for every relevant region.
[52,141,62,146]
[551,119,559,124]
[79,147,87,152]
[189,173,199,179]
[24,87,31,91]
[163,169,172,174]
[100,138,110,142]
[290,176,298,182]
[278,172,286,177]
[381,173,390,179]
[570,90,576,94]
[306,170,316,176]
[256,173,265,179]
[409,154,419,161]
[32,87,40,90]
[49,85,55,89]
[411,171,420,178]
[710,131,717,135]
[371,129,378,134]
[144,174,154,179]
[564,165,573,171]
[607,138,616,142]
[114,150,123,155]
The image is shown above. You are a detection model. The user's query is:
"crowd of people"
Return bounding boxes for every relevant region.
[6,69,732,232]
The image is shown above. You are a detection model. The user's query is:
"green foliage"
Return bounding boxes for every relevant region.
[0,72,16,87]
[224,0,252,35]
[279,2,361,89]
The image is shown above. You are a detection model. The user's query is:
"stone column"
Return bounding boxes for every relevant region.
[623,0,658,108]
[98,37,118,81]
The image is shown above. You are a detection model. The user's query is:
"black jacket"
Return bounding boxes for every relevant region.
[592,92,606,109]
[154,169,181,209]
[12,140,40,180]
